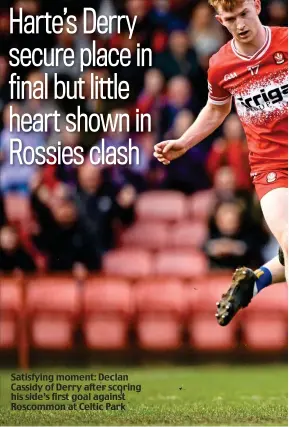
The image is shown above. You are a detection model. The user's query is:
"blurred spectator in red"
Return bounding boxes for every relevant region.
[0,225,36,272]
[135,68,165,128]
[207,114,252,192]
[205,201,263,269]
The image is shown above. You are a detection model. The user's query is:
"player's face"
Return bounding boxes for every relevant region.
[216,0,261,44]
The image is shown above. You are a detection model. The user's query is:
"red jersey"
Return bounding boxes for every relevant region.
[208,26,288,174]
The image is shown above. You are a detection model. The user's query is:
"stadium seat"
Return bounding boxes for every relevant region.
[84,317,129,350]
[187,276,237,351]
[170,220,208,249]
[135,278,186,350]
[153,250,208,279]
[0,277,22,348]
[137,315,183,350]
[27,276,79,349]
[121,221,169,251]
[83,277,132,315]
[135,278,186,314]
[83,278,132,349]
[245,282,288,314]
[103,249,153,279]
[188,316,236,351]
[187,190,216,221]
[242,316,287,351]
[242,282,287,351]
[136,191,187,222]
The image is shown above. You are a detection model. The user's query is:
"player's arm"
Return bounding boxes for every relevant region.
[181,99,232,148]
[154,99,231,165]
[154,57,232,165]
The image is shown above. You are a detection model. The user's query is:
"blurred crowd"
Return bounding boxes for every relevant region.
[0,0,287,274]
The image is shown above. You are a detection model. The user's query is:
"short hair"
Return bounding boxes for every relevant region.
[208,0,245,11]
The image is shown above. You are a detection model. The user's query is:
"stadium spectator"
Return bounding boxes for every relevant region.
[159,75,198,138]
[0,225,36,272]
[149,0,187,33]
[74,161,136,254]
[31,181,102,271]
[188,2,226,67]
[154,30,199,81]
[0,56,10,130]
[164,109,210,193]
[44,128,81,190]
[135,68,165,130]
[266,0,287,26]
[0,103,44,197]
[42,23,91,80]
[207,114,252,192]
[205,201,264,269]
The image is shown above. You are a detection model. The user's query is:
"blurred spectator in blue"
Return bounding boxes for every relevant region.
[0,103,44,197]
[164,109,210,194]
[150,0,186,33]
[160,75,199,137]
[126,132,156,192]
[96,108,139,188]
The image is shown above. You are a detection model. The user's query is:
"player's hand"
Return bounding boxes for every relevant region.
[153,139,188,165]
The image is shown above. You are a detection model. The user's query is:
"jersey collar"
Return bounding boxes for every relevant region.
[231,26,271,61]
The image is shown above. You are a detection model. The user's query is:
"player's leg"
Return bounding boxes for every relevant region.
[260,187,288,280]
[253,254,285,295]
[216,186,287,326]
[215,254,285,326]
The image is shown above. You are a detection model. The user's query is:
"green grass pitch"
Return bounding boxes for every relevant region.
[0,365,287,426]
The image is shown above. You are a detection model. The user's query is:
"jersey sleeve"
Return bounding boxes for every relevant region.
[207,57,232,105]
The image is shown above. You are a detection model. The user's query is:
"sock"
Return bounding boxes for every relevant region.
[253,267,273,296]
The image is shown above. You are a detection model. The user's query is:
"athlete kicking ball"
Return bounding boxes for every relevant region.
[153,0,288,326]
